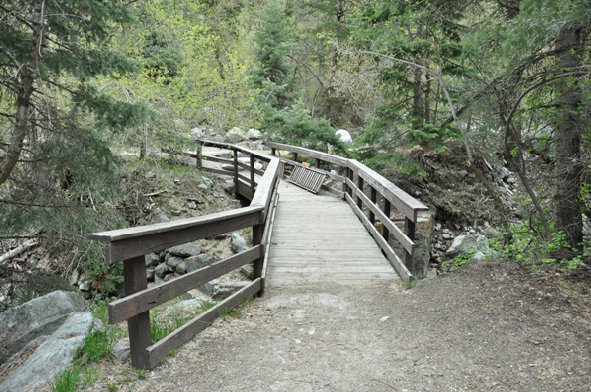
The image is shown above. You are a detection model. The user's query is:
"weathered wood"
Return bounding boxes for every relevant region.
[383,199,391,240]
[345,177,414,254]
[233,149,239,197]
[123,256,151,369]
[236,178,255,200]
[345,193,412,280]
[201,155,234,165]
[90,207,261,263]
[145,278,261,369]
[348,159,428,221]
[268,183,398,285]
[266,141,350,166]
[200,166,234,177]
[356,175,364,209]
[369,187,377,224]
[250,159,280,217]
[250,155,255,197]
[109,246,262,324]
[261,192,279,286]
[320,184,344,198]
[404,217,416,272]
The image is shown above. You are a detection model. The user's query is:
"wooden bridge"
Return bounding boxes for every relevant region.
[90,140,428,369]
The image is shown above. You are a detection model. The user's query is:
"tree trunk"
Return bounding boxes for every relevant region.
[553,26,584,248]
[0,0,45,185]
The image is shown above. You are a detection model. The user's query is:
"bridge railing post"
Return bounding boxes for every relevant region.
[356,175,364,210]
[233,148,239,197]
[382,199,391,240]
[369,186,377,225]
[250,154,256,197]
[404,217,416,273]
[123,256,151,369]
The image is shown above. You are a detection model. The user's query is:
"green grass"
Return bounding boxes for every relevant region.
[52,366,81,392]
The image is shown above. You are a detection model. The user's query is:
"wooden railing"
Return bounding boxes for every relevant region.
[89,141,280,369]
[267,141,428,280]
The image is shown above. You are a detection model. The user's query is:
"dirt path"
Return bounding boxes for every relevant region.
[116,261,590,392]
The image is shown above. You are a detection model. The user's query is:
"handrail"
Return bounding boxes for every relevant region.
[266,140,428,280]
[89,141,280,369]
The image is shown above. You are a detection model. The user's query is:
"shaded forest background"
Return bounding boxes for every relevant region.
[1,0,590,287]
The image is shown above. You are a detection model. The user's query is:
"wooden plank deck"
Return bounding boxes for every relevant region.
[267,181,398,286]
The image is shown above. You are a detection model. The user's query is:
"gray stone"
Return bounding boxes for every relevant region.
[458,169,469,178]
[212,281,250,300]
[187,201,197,210]
[240,264,254,279]
[68,268,81,286]
[151,211,170,224]
[198,183,209,191]
[190,127,205,138]
[0,312,96,392]
[199,279,219,296]
[246,128,262,140]
[0,290,85,364]
[185,253,216,272]
[79,281,90,292]
[200,176,214,188]
[446,234,490,258]
[224,180,235,194]
[175,261,187,274]
[168,243,201,257]
[167,298,207,314]
[145,170,156,179]
[231,233,248,253]
[155,263,170,278]
[113,339,130,363]
[163,273,175,282]
[145,253,160,267]
[166,256,184,269]
[146,268,155,281]
[225,127,245,143]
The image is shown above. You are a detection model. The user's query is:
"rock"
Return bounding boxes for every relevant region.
[231,233,248,253]
[212,281,250,300]
[190,127,205,138]
[155,263,170,279]
[68,269,80,287]
[224,180,235,194]
[145,253,160,267]
[442,233,452,240]
[145,171,156,179]
[113,339,130,363]
[335,129,352,144]
[0,291,99,392]
[246,128,262,140]
[187,201,197,210]
[167,298,207,314]
[198,183,208,191]
[185,254,216,272]
[240,264,254,279]
[79,281,90,292]
[146,268,155,281]
[458,169,469,178]
[199,279,219,296]
[151,211,170,224]
[166,256,184,269]
[434,223,442,231]
[168,243,201,257]
[446,234,490,258]
[225,127,245,143]
[200,176,214,188]
[163,273,175,282]
[175,261,187,274]
[222,164,236,171]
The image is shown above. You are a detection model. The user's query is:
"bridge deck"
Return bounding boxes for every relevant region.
[267,180,398,286]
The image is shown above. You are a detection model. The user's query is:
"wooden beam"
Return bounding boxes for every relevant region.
[146,278,261,369]
[91,207,261,264]
[345,194,412,280]
[266,141,350,166]
[345,178,414,253]
[123,256,151,369]
[109,246,262,324]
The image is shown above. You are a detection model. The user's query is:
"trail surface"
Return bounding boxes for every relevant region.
[116,262,590,392]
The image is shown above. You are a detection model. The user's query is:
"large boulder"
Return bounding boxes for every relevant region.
[446,234,490,259]
[225,127,245,143]
[0,291,98,392]
[246,128,262,140]
[336,129,353,144]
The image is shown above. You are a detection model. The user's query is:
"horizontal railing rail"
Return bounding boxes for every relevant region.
[90,141,280,369]
[266,141,428,280]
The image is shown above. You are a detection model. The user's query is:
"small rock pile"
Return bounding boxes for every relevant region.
[145,233,253,300]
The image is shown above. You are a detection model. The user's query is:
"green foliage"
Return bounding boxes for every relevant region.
[492,222,589,270]
[77,329,114,364]
[264,101,344,153]
[52,366,81,392]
